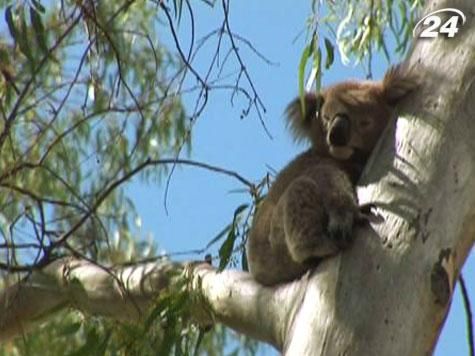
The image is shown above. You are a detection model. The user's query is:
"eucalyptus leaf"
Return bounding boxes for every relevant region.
[30,6,49,57]
[298,42,313,116]
[324,37,334,69]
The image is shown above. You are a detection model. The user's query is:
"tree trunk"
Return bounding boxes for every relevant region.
[0,0,473,354]
[282,0,475,353]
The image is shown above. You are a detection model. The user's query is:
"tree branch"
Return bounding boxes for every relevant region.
[0,257,297,348]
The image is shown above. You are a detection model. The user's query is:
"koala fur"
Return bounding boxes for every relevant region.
[246,66,417,286]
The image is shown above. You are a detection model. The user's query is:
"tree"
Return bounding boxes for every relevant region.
[0,0,473,355]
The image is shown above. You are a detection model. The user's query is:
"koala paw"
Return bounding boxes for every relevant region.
[356,203,385,225]
[327,209,355,250]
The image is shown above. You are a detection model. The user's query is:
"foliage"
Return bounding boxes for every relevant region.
[299,0,424,96]
[2,310,256,356]
[0,0,189,270]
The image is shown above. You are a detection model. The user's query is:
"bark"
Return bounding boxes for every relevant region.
[282,0,475,354]
[0,258,291,347]
[0,0,474,354]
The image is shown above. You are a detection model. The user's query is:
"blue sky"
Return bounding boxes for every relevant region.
[129,1,474,354]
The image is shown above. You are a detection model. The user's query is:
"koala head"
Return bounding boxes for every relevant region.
[286,65,418,161]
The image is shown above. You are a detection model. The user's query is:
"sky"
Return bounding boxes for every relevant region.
[128,1,474,355]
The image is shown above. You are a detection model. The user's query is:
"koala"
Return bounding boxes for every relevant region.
[246,66,417,286]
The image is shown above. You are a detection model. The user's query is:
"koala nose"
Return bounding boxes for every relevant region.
[328,114,351,146]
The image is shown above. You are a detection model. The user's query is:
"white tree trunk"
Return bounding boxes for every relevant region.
[0,0,474,354]
[284,0,475,353]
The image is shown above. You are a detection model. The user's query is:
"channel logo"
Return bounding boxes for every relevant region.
[413,8,466,38]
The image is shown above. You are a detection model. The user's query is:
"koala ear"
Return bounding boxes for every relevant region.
[381,64,419,106]
[285,93,324,142]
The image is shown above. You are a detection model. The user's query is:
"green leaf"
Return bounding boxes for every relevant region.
[59,322,82,336]
[95,331,111,355]
[313,47,322,91]
[5,6,17,42]
[30,6,49,57]
[233,203,249,218]
[31,0,46,13]
[66,327,101,356]
[298,42,313,116]
[17,6,33,63]
[0,45,10,65]
[218,228,236,271]
[144,300,166,331]
[324,37,334,69]
[217,203,248,270]
[398,1,407,36]
[173,0,184,24]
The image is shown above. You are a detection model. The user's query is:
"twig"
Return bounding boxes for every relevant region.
[160,0,271,214]
[221,0,269,135]
[81,4,145,123]
[49,157,254,250]
[0,14,82,154]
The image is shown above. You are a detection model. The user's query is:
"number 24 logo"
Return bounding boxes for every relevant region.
[413,8,466,38]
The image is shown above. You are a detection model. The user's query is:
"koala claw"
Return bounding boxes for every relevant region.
[327,211,355,250]
[356,203,385,225]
